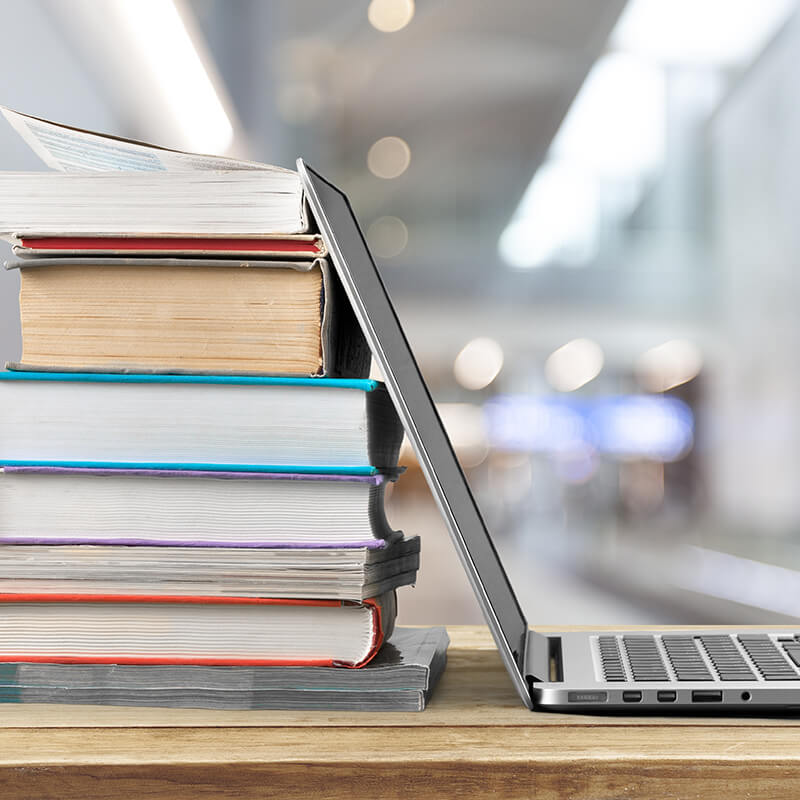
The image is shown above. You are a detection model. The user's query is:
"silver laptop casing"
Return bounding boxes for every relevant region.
[530,628,800,711]
[298,160,800,713]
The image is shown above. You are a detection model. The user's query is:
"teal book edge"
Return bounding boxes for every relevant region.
[0,371,379,391]
[0,460,378,475]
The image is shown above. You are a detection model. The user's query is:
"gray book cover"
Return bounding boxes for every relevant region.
[0,626,449,712]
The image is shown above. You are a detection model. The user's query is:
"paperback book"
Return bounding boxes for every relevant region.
[0,537,420,601]
[0,627,449,712]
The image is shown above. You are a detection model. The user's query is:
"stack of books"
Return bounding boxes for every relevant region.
[0,107,448,711]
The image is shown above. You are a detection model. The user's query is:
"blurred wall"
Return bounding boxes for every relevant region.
[709,12,800,532]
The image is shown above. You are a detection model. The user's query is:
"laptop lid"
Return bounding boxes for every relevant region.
[298,160,533,708]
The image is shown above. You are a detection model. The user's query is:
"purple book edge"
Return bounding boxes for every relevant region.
[1,466,393,549]
[2,465,384,485]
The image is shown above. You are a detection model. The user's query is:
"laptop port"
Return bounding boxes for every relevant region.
[692,690,723,703]
[622,691,642,703]
[657,690,677,703]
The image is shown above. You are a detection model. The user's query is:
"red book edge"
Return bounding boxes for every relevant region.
[19,236,323,255]
[0,594,386,668]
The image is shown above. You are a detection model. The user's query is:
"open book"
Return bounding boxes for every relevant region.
[0,107,309,236]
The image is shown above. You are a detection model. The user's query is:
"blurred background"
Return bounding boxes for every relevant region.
[1,0,799,626]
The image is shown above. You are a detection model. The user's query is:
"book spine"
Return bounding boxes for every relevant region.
[334,592,396,668]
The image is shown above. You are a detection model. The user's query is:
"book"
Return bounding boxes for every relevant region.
[0,171,310,236]
[0,373,403,472]
[10,235,327,258]
[7,257,370,377]
[0,626,449,712]
[0,592,396,667]
[0,466,402,549]
[0,537,420,601]
[0,106,310,236]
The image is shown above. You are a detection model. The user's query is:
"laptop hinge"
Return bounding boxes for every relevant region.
[526,630,553,683]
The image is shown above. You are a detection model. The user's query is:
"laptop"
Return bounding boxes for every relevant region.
[298,159,800,712]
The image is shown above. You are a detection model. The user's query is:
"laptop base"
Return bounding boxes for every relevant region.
[529,628,800,712]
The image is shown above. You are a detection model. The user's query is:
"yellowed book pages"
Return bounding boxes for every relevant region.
[19,264,323,374]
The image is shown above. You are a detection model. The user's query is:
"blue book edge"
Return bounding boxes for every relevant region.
[0,371,379,391]
[0,460,379,476]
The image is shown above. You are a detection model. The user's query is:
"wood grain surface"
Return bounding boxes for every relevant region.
[1,625,799,799]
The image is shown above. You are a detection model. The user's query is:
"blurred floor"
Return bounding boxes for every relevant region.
[390,490,669,626]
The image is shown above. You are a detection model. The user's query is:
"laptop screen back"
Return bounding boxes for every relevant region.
[299,161,530,701]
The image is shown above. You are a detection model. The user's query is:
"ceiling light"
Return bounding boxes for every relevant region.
[454,338,504,391]
[545,339,604,392]
[612,0,795,66]
[368,0,415,33]
[437,403,489,468]
[366,216,408,258]
[500,53,664,267]
[551,52,665,179]
[367,136,411,179]
[498,160,598,269]
[111,0,233,154]
[636,339,703,392]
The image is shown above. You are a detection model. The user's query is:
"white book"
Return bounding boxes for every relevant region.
[0,466,402,548]
[0,592,396,667]
[0,373,403,472]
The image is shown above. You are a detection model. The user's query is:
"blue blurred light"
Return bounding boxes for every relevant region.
[485,396,587,454]
[589,395,694,461]
[484,394,694,462]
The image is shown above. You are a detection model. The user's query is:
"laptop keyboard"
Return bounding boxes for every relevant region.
[623,635,670,681]
[597,633,800,682]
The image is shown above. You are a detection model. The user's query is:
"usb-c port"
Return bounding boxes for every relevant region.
[622,691,642,703]
[692,690,722,703]
[657,690,677,703]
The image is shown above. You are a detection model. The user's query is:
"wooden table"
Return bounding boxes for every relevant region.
[1,625,799,799]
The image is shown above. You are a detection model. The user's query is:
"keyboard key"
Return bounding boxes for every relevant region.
[738,635,800,680]
[623,635,669,682]
[598,636,627,682]
[661,636,712,681]
[782,646,800,668]
[699,635,755,681]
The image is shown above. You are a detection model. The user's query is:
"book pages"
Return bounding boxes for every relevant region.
[0,106,282,174]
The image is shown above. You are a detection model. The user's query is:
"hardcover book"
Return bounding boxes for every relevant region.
[0,465,403,549]
[0,373,404,472]
[7,256,370,377]
[0,592,396,668]
[11,235,327,258]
